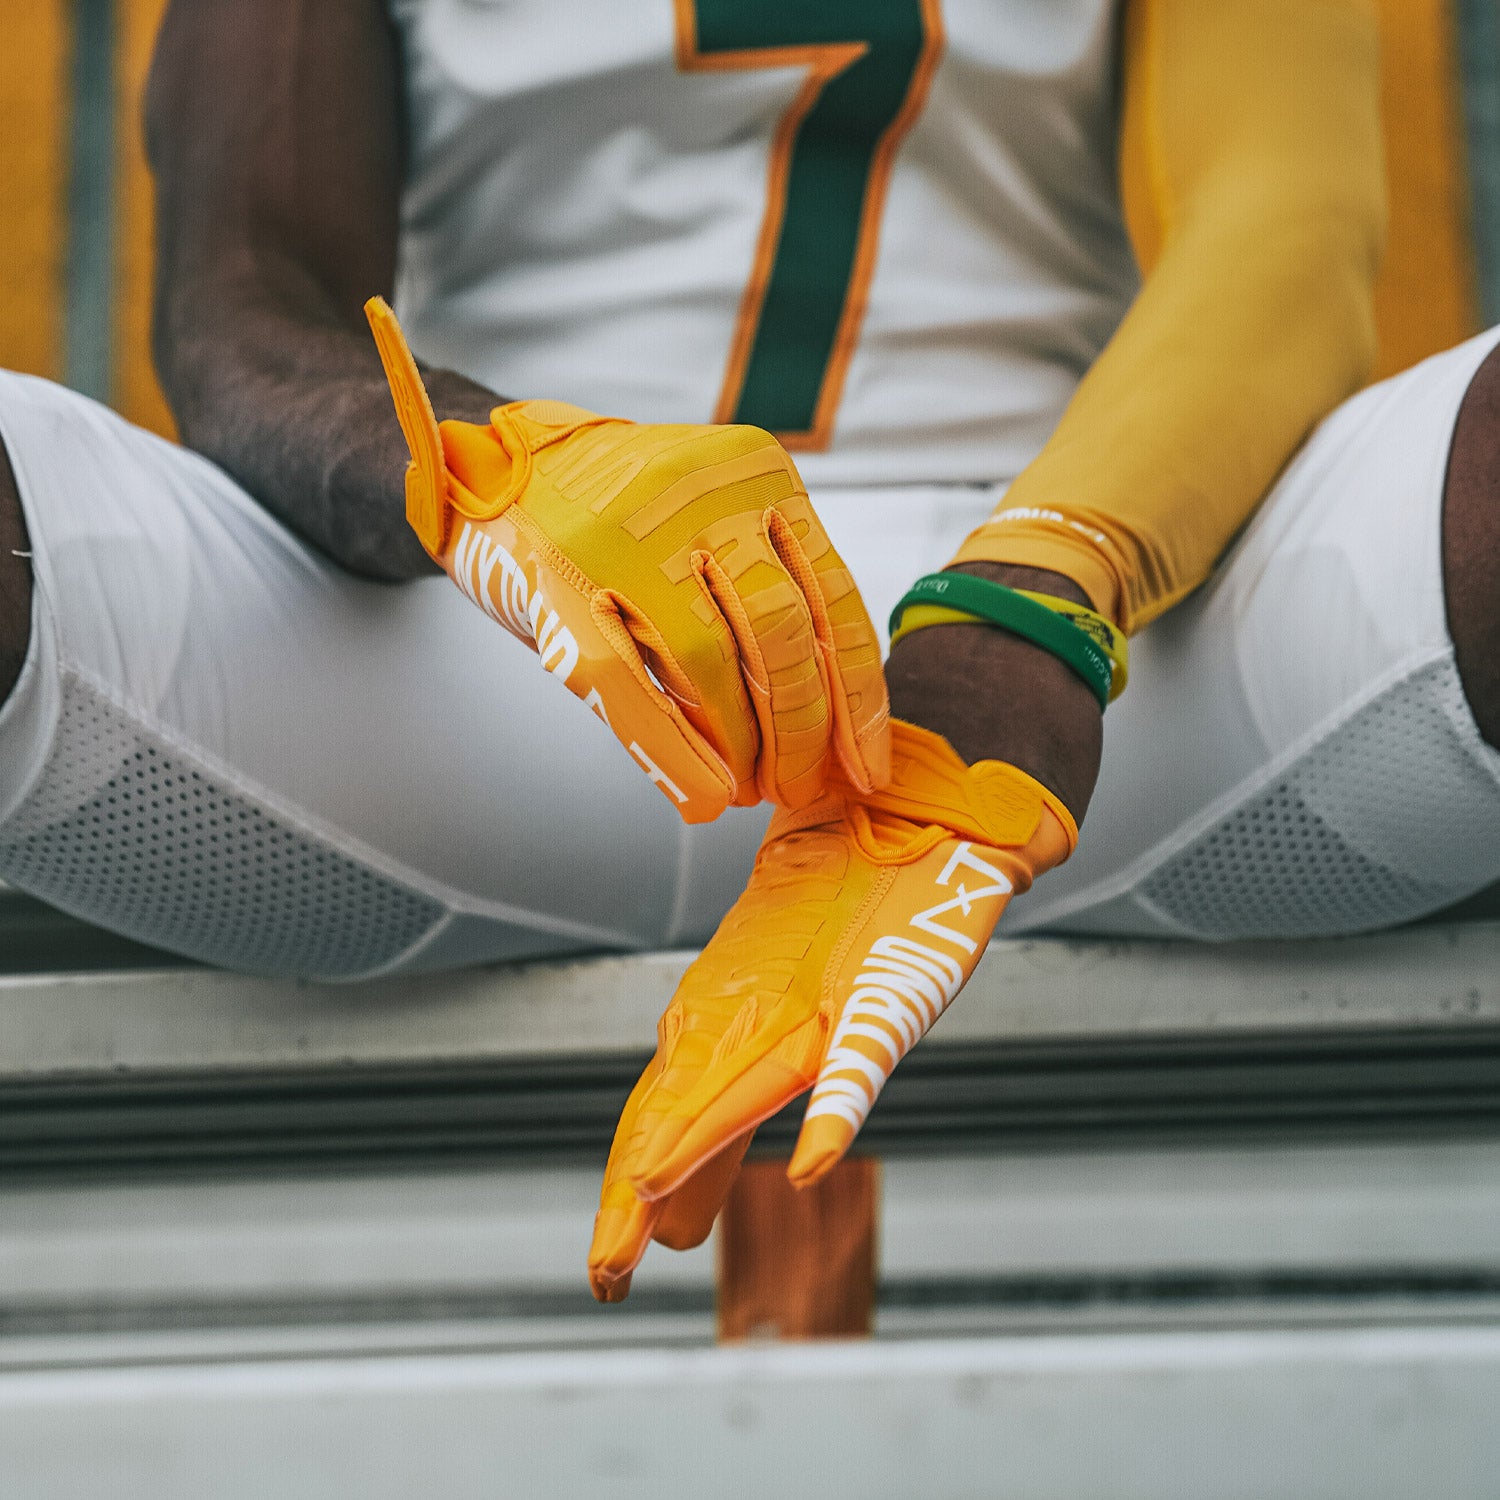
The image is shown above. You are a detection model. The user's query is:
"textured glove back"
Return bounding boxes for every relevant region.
[368,297,889,821]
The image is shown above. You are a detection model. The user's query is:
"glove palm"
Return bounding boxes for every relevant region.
[589,719,1076,1301]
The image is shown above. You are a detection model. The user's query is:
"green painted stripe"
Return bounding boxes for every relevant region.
[1459,0,1500,325]
[64,0,116,404]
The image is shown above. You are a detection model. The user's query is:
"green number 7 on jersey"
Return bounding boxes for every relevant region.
[676,0,944,449]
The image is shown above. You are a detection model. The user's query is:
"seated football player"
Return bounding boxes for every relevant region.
[0,0,1497,1299]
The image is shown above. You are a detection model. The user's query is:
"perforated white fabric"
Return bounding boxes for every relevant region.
[0,672,445,978]
[1138,658,1500,939]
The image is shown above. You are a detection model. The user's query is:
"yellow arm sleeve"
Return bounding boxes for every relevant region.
[951,0,1386,632]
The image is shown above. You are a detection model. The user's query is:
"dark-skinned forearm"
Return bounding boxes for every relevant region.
[155,253,498,580]
[887,563,1104,821]
[144,0,498,580]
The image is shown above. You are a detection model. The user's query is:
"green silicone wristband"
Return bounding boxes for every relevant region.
[889,573,1113,712]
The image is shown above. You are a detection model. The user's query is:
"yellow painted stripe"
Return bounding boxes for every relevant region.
[0,0,69,382]
[1370,0,1481,381]
[115,0,175,436]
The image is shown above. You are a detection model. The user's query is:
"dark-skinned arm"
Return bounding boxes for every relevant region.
[894,0,1383,824]
[888,563,1104,822]
[145,0,499,580]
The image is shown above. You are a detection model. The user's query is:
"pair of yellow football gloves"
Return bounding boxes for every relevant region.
[367,300,1076,1302]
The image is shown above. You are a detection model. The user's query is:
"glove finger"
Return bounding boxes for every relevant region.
[441,500,740,823]
[588,1190,663,1304]
[698,494,890,807]
[792,792,1050,1188]
[695,546,831,810]
[590,1115,754,1299]
[765,498,890,796]
[589,1105,751,1297]
[650,1130,755,1251]
[786,944,963,1188]
[786,1021,908,1190]
[786,836,1028,1188]
[629,1017,822,1201]
[627,782,946,1197]
[588,1046,669,1302]
[510,415,806,810]
[621,821,860,1198]
[590,587,760,808]
[614,430,832,809]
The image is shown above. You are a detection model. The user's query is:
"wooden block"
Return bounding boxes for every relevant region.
[716,1155,879,1342]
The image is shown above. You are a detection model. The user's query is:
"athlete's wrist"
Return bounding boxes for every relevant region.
[943,561,1092,609]
[329,367,507,582]
[423,368,508,429]
[885,562,1103,821]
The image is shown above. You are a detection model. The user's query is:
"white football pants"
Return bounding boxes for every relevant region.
[1,331,1499,978]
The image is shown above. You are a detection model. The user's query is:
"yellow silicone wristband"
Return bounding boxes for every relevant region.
[891,597,1129,702]
[1014,591,1129,700]
[887,602,987,649]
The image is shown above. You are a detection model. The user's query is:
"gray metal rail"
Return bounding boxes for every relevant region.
[2,923,1498,1176]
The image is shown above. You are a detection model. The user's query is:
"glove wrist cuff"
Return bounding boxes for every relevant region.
[773,720,1079,864]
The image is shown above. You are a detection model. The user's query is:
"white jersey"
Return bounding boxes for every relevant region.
[388,0,1138,489]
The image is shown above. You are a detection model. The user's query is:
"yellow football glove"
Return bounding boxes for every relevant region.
[366,298,889,822]
[588,719,1077,1301]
